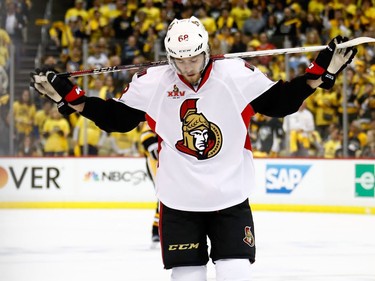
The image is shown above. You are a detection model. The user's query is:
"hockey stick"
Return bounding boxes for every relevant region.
[57,36,375,78]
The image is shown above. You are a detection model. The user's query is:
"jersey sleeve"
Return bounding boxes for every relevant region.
[80,66,170,133]
[218,59,316,118]
[80,97,146,133]
[222,59,277,103]
[250,76,316,117]
[118,66,169,112]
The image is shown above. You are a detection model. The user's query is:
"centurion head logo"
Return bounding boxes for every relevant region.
[175,99,222,160]
[243,226,255,247]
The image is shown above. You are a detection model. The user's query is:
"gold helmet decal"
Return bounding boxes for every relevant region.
[175,99,222,160]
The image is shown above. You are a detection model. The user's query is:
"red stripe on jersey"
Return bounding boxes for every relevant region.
[119,84,130,99]
[145,114,156,132]
[198,61,213,90]
[177,74,192,90]
[242,104,255,151]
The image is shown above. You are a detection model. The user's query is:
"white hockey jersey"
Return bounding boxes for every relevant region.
[118,59,276,211]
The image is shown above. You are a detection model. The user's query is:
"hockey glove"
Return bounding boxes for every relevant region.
[30,69,86,115]
[305,35,357,90]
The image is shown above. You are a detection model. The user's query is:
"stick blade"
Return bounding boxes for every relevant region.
[337,37,375,49]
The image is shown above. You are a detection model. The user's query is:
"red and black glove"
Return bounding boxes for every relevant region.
[305,35,357,89]
[30,69,86,115]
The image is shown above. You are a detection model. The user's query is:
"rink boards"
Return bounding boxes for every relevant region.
[0,157,374,214]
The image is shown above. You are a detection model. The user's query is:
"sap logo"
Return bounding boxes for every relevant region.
[265,164,311,194]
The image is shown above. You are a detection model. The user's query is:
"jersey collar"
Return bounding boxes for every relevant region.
[177,60,213,92]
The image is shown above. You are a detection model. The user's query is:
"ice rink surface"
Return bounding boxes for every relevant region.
[1,209,375,281]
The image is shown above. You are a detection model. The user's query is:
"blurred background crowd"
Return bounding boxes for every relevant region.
[0,0,375,158]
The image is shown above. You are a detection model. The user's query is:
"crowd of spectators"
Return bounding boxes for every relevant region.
[0,0,33,155]
[1,0,375,158]
[0,0,32,87]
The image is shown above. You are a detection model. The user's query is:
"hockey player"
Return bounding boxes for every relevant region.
[31,16,356,281]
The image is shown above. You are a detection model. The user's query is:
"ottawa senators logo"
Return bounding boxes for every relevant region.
[175,99,222,160]
[243,226,255,247]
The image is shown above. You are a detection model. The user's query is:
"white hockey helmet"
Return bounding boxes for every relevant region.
[164,16,210,73]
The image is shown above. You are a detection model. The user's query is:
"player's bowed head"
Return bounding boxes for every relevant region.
[164,16,210,84]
